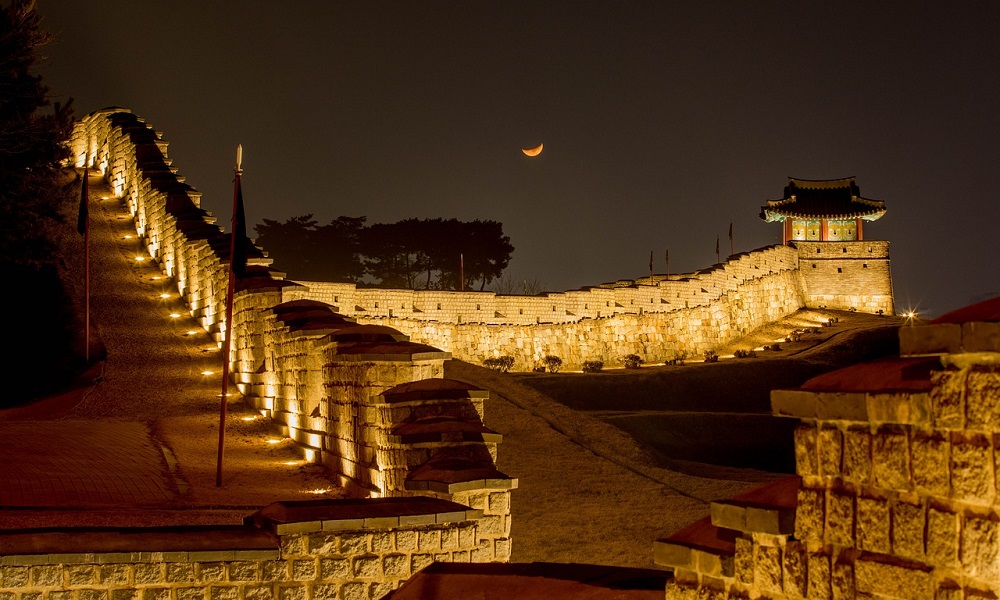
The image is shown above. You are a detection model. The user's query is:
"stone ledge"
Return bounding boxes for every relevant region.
[0,526,278,562]
[250,497,484,535]
[710,501,795,536]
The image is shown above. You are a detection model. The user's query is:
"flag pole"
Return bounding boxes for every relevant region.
[649,249,654,281]
[216,145,243,488]
[81,167,90,364]
[716,236,720,264]
[665,249,669,279]
[729,222,734,256]
[459,253,464,291]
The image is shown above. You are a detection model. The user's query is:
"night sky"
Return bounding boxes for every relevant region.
[37,2,999,316]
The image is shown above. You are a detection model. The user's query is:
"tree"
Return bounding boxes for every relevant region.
[0,0,79,404]
[0,0,74,268]
[253,214,320,279]
[314,215,366,282]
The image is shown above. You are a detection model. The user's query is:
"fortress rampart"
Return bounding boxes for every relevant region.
[289,240,893,370]
[66,110,515,596]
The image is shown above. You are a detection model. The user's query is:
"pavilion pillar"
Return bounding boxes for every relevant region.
[783,219,792,245]
[820,219,829,241]
[856,218,864,241]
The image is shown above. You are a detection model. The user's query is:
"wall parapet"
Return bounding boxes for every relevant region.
[0,498,506,599]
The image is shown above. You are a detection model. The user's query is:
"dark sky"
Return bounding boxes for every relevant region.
[37,2,999,316]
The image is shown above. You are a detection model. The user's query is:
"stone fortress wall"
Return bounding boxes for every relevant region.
[54,109,514,598]
[291,240,894,370]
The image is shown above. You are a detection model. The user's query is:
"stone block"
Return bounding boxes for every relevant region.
[910,432,949,496]
[317,557,349,580]
[872,429,910,491]
[339,533,369,555]
[307,584,337,600]
[166,563,196,584]
[395,530,417,552]
[734,537,753,585]
[196,563,225,583]
[831,561,854,600]
[208,587,238,600]
[266,583,303,600]
[410,554,433,573]
[260,561,288,582]
[290,560,315,581]
[930,371,967,430]
[28,565,61,587]
[141,589,171,600]
[926,507,959,567]
[962,322,1000,353]
[494,538,512,561]
[856,496,890,553]
[488,492,510,514]
[819,427,843,477]
[68,565,97,586]
[966,371,1000,430]
[99,564,131,586]
[134,564,163,585]
[891,501,925,560]
[0,567,31,588]
[754,544,782,596]
[782,542,807,598]
[855,557,932,599]
[795,487,825,542]
[843,427,872,485]
[794,425,818,477]
[371,532,394,553]
[899,323,961,355]
[174,587,207,600]
[827,492,855,547]
[951,432,994,503]
[960,515,1000,580]
[807,552,831,600]
[417,530,441,552]
[352,555,380,580]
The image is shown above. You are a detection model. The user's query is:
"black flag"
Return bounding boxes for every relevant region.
[77,167,89,236]
[231,177,248,278]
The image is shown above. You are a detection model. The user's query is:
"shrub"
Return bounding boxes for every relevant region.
[582,360,604,373]
[543,355,562,373]
[665,350,687,366]
[483,355,515,372]
[703,350,719,363]
[765,343,781,351]
[623,354,643,369]
[734,349,756,359]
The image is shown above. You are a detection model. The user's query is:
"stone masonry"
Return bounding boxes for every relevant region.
[657,297,1000,599]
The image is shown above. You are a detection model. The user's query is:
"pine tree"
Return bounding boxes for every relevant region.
[0,0,80,404]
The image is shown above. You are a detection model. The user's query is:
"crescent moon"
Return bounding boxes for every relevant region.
[522,143,543,157]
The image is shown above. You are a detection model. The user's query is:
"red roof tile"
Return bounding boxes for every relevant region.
[799,357,937,393]
[390,562,668,600]
[931,296,1000,324]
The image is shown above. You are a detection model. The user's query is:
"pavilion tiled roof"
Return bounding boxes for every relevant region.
[759,176,886,222]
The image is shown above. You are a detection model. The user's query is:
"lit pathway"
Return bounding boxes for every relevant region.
[0,171,341,526]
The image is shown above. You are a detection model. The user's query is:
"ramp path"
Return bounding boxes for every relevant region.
[0,172,343,528]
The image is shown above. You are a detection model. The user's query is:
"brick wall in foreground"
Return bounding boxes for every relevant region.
[0,497,502,600]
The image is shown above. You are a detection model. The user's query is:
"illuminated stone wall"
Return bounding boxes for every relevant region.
[70,111,514,561]
[0,498,507,600]
[290,245,809,369]
[795,240,894,315]
[662,314,1000,599]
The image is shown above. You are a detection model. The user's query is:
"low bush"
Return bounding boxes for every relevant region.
[623,354,643,369]
[733,349,757,359]
[543,355,563,373]
[703,350,719,363]
[483,355,515,372]
[582,360,604,373]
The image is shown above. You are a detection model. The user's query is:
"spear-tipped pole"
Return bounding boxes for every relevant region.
[216,144,243,488]
[80,167,90,363]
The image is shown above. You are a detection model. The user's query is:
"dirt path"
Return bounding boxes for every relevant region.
[445,360,779,567]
